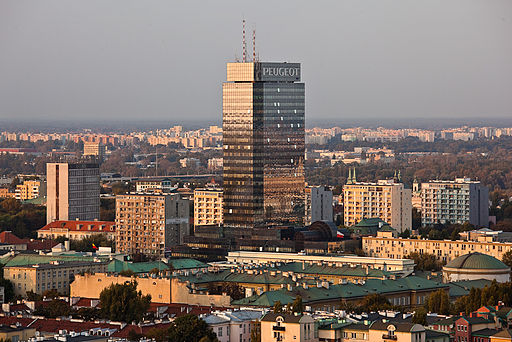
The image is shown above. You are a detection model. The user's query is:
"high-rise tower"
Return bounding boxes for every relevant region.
[223,62,305,228]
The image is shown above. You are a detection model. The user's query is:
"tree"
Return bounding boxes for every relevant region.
[289,296,303,314]
[33,299,71,318]
[502,250,512,268]
[359,294,392,312]
[426,290,451,315]
[250,322,261,342]
[406,252,442,271]
[273,301,284,314]
[26,290,42,301]
[166,314,218,342]
[412,307,427,325]
[119,269,135,277]
[99,281,151,323]
[0,278,15,303]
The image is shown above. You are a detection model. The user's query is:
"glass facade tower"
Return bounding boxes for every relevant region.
[223,62,305,228]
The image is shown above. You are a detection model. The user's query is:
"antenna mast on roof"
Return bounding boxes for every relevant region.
[252,29,256,62]
[242,19,247,63]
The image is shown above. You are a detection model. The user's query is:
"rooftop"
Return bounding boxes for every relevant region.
[445,253,510,270]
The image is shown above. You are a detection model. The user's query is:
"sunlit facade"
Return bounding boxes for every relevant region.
[223,62,305,228]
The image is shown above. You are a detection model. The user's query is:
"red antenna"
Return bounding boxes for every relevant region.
[252,29,256,62]
[242,19,247,63]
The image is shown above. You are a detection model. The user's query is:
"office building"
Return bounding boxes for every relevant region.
[115,193,189,256]
[343,177,412,232]
[421,178,489,227]
[15,180,41,201]
[193,188,223,227]
[305,186,333,225]
[223,62,305,228]
[46,162,100,224]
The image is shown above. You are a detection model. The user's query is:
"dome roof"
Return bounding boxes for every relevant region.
[445,253,509,270]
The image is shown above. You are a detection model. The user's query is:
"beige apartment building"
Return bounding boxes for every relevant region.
[46,162,100,224]
[15,180,41,201]
[343,179,412,232]
[363,232,512,263]
[193,188,223,227]
[115,193,189,256]
[4,260,108,296]
[83,141,104,160]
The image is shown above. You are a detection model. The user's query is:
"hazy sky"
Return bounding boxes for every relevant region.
[1,0,511,124]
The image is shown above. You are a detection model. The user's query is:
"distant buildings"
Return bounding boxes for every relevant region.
[222,61,305,228]
[134,177,174,193]
[420,178,489,227]
[115,193,189,256]
[193,188,223,227]
[305,186,333,225]
[343,174,412,232]
[37,220,115,241]
[46,162,100,224]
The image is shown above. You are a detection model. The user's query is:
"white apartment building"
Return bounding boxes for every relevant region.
[421,178,489,227]
[343,179,412,232]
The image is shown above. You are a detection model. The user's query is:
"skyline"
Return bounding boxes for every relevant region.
[1,0,511,122]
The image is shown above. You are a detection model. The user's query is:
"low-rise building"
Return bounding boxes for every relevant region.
[134,177,174,193]
[4,260,108,296]
[261,313,316,342]
[202,310,263,342]
[15,180,41,201]
[0,325,36,342]
[37,220,115,240]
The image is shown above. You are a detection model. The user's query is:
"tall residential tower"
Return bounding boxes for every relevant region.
[223,62,305,228]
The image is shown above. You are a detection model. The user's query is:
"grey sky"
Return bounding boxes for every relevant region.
[1,0,511,124]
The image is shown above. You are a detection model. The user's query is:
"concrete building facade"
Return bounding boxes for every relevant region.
[115,193,189,256]
[194,188,223,227]
[343,179,412,232]
[15,180,41,201]
[46,162,100,224]
[305,186,333,225]
[421,178,489,227]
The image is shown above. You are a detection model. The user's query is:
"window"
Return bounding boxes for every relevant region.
[217,327,222,337]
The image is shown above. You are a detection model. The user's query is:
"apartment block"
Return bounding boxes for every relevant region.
[193,188,223,227]
[305,186,333,225]
[46,163,100,224]
[421,178,489,227]
[4,260,108,296]
[83,142,104,160]
[362,233,512,263]
[115,193,189,256]
[13,180,40,201]
[343,179,412,232]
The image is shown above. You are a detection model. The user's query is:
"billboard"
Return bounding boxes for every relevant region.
[256,62,301,82]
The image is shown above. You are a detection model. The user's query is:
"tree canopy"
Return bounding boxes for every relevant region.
[99,281,151,323]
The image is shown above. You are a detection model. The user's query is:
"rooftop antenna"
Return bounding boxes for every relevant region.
[242,19,247,63]
[252,29,256,62]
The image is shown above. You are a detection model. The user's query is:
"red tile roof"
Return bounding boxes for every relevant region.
[0,231,26,244]
[38,220,115,233]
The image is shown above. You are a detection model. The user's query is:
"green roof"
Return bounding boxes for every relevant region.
[265,262,391,279]
[0,254,105,267]
[445,253,510,270]
[178,269,303,286]
[107,258,207,274]
[349,218,395,235]
[233,276,448,307]
[447,279,493,297]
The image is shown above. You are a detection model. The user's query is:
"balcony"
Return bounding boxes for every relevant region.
[382,334,397,340]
